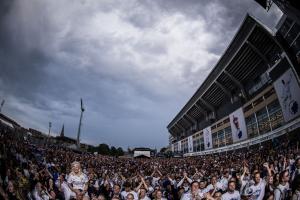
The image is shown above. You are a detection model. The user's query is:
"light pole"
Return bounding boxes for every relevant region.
[47,122,52,145]
[76,98,85,149]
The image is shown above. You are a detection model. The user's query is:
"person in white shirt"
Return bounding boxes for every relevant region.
[135,176,151,200]
[274,170,290,200]
[167,174,177,188]
[55,174,73,200]
[177,172,193,193]
[248,172,266,200]
[121,182,138,200]
[32,182,50,200]
[154,190,167,200]
[181,181,204,200]
[221,181,240,200]
[144,179,154,196]
[220,170,231,192]
[139,187,151,200]
[198,179,209,197]
[150,167,163,186]
[206,176,223,194]
[67,161,89,200]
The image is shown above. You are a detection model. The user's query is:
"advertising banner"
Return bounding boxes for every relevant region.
[229,107,248,142]
[203,126,212,149]
[188,136,193,153]
[274,68,300,122]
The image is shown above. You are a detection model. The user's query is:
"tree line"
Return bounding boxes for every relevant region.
[88,143,124,157]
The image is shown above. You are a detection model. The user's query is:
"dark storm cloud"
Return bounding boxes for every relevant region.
[0,0,53,103]
[0,0,282,148]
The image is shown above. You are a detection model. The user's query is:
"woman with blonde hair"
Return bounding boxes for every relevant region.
[66,161,89,200]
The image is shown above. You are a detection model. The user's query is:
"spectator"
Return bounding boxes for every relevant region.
[221,181,240,200]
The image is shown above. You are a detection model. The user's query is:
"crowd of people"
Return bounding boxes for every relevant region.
[0,125,300,200]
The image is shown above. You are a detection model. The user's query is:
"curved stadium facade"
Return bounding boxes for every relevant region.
[167,14,300,157]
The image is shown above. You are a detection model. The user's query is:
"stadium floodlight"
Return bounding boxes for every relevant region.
[45,121,52,146]
[77,98,85,149]
[48,121,51,136]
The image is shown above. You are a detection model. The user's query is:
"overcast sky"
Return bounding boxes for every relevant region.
[0,0,282,149]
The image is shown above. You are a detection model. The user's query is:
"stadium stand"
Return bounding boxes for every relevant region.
[167,14,300,158]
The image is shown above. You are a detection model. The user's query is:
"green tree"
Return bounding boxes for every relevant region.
[98,143,110,155]
[87,145,97,153]
[110,146,118,156]
[160,147,167,153]
[117,147,124,156]
[127,147,133,154]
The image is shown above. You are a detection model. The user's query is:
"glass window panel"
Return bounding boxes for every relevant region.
[246,114,259,138]
[212,132,218,148]
[200,137,204,151]
[267,100,284,130]
[256,107,271,135]
[218,130,225,147]
[224,126,233,145]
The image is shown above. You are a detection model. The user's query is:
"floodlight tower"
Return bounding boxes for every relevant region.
[47,122,52,144]
[76,98,85,149]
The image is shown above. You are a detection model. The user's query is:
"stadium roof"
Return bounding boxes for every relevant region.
[0,113,21,127]
[167,14,282,137]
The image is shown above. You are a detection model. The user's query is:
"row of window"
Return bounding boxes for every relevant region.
[246,99,284,138]
[193,137,204,152]
[174,99,284,153]
[181,139,189,154]
[211,126,233,149]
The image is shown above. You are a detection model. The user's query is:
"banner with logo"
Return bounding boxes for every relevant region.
[188,136,193,153]
[229,107,248,142]
[203,126,212,149]
[274,68,300,122]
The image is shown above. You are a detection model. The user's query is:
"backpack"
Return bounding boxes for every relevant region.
[275,186,291,200]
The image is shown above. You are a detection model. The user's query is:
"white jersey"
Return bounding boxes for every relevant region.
[221,190,240,200]
[274,183,290,200]
[121,190,138,200]
[67,172,88,190]
[248,179,266,200]
[152,177,160,186]
[139,195,151,200]
[206,182,223,192]
[198,188,209,198]
[147,186,154,195]
[181,191,204,200]
[220,176,231,191]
